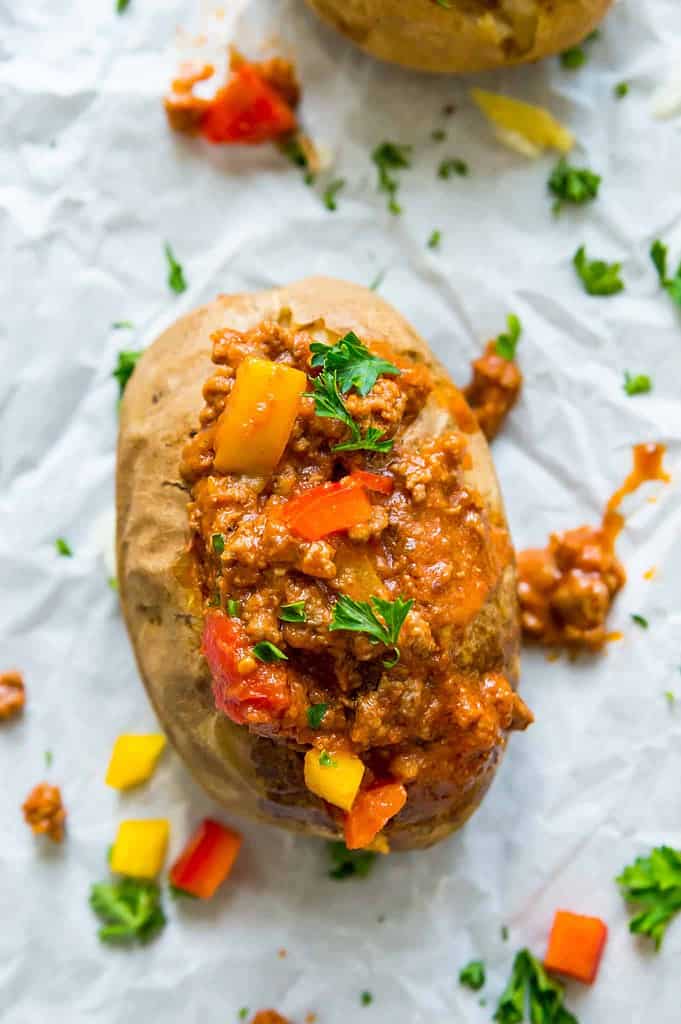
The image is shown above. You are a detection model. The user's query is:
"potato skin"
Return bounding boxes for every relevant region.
[116,277,521,850]
[303,0,614,74]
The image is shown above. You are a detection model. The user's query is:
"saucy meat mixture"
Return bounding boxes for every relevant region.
[181,320,531,847]
[464,340,522,442]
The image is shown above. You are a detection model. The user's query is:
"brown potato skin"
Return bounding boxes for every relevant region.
[303,0,613,74]
[116,277,520,850]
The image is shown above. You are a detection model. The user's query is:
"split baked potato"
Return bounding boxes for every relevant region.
[303,0,614,74]
[116,277,530,851]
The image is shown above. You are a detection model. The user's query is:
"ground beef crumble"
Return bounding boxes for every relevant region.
[464,341,522,441]
[0,671,25,719]
[22,782,66,843]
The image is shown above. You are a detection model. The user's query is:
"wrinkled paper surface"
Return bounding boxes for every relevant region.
[1,0,681,1020]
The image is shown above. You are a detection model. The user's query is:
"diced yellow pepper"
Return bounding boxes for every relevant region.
[213,357,307,475]
[367,833,391,855]
[471,88,574,156]
[304,749,365,811]
[105,734,166,790]
[110,819,170,879]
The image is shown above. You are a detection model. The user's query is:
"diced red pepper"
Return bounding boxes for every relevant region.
[344,782,407,850]
[170,818,242,900]
[202,612,290,725]
[544,910,608,984]
[200,65,296,145]
[347,470,393,495]
[280,479,372,541]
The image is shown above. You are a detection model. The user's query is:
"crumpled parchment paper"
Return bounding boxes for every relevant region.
[1,0,680,1020]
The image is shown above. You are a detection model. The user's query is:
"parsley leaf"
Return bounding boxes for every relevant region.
[279,601,307,623]
[278,135,316,184]
[494,314,522,361]
[329,594,413,667]
[664,691,676,708]
[211,533,225,555]
[319,750,337,768]
[631,613,648,629]
[253,641,288,663]
[305,372,394,453]
[459,960,486,991]
[623,372,652,396]
[617,846,681,949]
[548,159,601,214]
[55,538,72,557]
[323,178,345,211]
[431,129,446,142]
[427,229,441,250]
[90,878,166,944]
[614,81,629,99]
[116,0,131,12]
[238,1010,249,1022]
[560,46,586,69]
[112,320,134,329]
[44,750,53,768]
[360,991,373,1006]
[650,239,681,309]
[438,157,468,179]
[164,243,187,294]
[227,598,240,617]
[573,245,624,296]
[310,331,400,397]
[113,350,143,398]
[372,142,412,215]
[493,949,578,1024]
[328,841,376,880]
[307,703,328,728]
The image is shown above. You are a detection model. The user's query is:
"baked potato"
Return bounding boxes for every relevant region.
[116,277,531,851]
[303,0,614,74]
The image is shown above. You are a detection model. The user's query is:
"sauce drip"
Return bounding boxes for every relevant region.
[171,63,215,94]
[602,443,670,548]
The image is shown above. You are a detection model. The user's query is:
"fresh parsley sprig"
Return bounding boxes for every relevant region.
[90,878,166,944]
[623,372,652,396]
[279,601,307,623]
[310,332,400,396]
[323,178,346,211]
[253,641,288,663]
[650,239,681,309]
[328,841,376,880]
[459,960,486,991]
[548,159,601,214]
[573,246,624,296]
[617,846,681,949]
[493,949,577,1024]
[372,142,412,215]
[305,373,393,453]
[329,594,413,667]
[438,158,468,179]
[113,350,143,398]
[165,243,187,294]
[494,314,522,360]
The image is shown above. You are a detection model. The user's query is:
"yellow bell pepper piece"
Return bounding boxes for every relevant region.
[213,357,307,475]
[105,734,166,790]
[471,88,574,156]
[110,819,170,879]
[304,749,364,811]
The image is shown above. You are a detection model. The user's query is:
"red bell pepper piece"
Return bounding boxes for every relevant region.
[202,612,290,725]
[544,910,608,984]
[201,65,296,145]
[170,818,242,899]
[280,479,372,541]
[344,782,407,850]
[347,470,393,495]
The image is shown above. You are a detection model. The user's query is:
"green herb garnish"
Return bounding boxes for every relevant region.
[211,533,225,555]
[116,0,131,12]
[168,883,198,901]
[431,129,446,142]
[253,641,288,663]
[278,136,315,184]
[165,243,187,294]
[459,960,486,992]
[573,245,624,296]
[323,178,346,211]
[493,949,578,1023]
[650,239,681,309]
[360,991,373,1006]
[329,594,413,667]
[319,750,337,768]
[238,1010,249,1022]
[305,372,393,453]
[501,925,510,942]
[631,613,648,629]
[208,591,221,607]
[90,878,166,944]
[112,320,134,329]
[560,46,586,69]
[279,601,307,623]
[617,846,681,949]
[311,331,400,397]
[307,703,328,729]
[427,230,441,250]
[227,598,240,618]
[55,538,72,557]
[45,751,53,768]
[372,142,412,215]
[328,841,376,880]
[664,691,676,708]
[438,157,468,179]
[113,350,143,398]
[369,270,385,292]
[494,314,522,361]
[614,81,629,99]
[548,158,601,214]
[108,576,118,591]
[623,372,652,396]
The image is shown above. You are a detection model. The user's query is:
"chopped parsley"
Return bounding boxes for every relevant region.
[433,0,453,7]
[279,601,307,623]
[112,320,134,329]
[90,878,166,944]
[252,641,288,663]
[211,533,225,555]
[493,949,578,1023]
[427,230,442,249]
[617,846,681,949]
[650,239,681,309]
[372,142,412,215]
[664,691,676,708]
[501,925,510,942]
[116,0,131,11]
[631,613,649,629]
[307,703,328,729]
[623,372,652,396]
[614,81,629,99]
[573,245,624,296]
[459,960,486,991]
[165,243,187,294]
[319,750,337,768]
[323,178,346,212]
[227,599,240,618]
[494,314,522,361]
[208,591,221,608]
[560,30,599,70]
[108,576,119,591]
[438,157,468,179]
[238,1011,249,1022]
[113,350,143,398]
[329,594,413,667]
[548,158,601,214]
[431,129,446,142]
[279,135,315,184]
[55,538,72,557]
[305,372,393,454]
[328,841,376,880]
[360,991,373,1006]
[369,270,385,292]
[44,750,53,768]
[310,332,400,396]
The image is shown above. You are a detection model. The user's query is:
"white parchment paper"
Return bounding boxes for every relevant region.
[1,0,681,1020]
